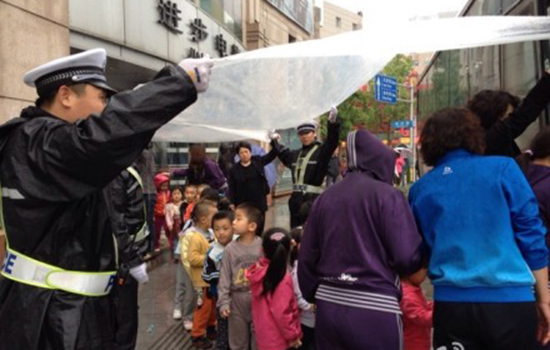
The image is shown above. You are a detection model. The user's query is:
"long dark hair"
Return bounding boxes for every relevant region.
[516,127,550,174]
[262,228,291,296]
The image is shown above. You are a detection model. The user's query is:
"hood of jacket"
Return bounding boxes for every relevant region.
[246,257,270,297]
[346,129,396,185]
[154,173,170,189]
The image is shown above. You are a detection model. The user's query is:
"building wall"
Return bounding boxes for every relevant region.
[0,0,69,259]
[0,0,69,124]
[245,0,313,50]
[316,2,361,39]
[69,0,245,70]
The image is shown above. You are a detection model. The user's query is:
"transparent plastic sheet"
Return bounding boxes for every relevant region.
[153,16,550,143]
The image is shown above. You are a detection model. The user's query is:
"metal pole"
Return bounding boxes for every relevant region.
[410,84,416,183]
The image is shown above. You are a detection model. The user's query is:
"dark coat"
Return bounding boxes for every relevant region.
[104,166,148,271]
[0,65,197,350]
[278,120,341,227]
[228,141,279,213]
[485,73,550,157]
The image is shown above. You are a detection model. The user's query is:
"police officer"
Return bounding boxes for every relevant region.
[0,48,213,349]
[105,165,150,350]
[277,107,341,228]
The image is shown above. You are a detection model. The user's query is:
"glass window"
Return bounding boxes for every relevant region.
[465,0,501,16]
[200,0,243,41]
[502,41,539,149]
[502,0,521,13]
[417,50,469,122]
[467,45,500,96]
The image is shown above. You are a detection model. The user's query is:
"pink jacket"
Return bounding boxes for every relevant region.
[400,282,433,350]
[246,258,302,350]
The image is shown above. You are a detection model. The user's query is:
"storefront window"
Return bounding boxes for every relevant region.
[200,0,243,41]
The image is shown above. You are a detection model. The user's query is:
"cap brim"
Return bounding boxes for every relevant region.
[88,81,118,96]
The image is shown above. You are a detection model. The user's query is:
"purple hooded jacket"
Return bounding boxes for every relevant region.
[298,130,423,314]
[526,164,550,250]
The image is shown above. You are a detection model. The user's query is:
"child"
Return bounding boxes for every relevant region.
[181,184,198,224]
[400,268,433,350]
[182,200,218,348]
[217,203,264,350]
[247,228,302,350]
[290,227,315,350]
[172,185,195,320]
[202,211,235,350]
[165,187,184,255]
[153,173,171,252]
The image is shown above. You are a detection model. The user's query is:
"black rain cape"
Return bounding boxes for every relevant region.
[0,65,197,350]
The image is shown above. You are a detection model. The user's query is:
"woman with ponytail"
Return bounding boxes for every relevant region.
[246,228,302,350]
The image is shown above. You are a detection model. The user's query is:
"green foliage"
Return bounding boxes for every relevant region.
[320,54,414,141]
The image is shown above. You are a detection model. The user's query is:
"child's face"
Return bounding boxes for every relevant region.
[213,218,234,246]
[160,182,169,191]
[184,187,197,203]
[172,190,182,203]
[233,209,255,236]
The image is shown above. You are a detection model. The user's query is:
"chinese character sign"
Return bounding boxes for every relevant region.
[215,34,228,57]
[189,18,208,42]
[158,0,183,34]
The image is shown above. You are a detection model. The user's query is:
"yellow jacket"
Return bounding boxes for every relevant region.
[185,230,210,288]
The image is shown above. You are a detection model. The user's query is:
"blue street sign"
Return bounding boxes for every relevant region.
[391,120,414,128]
[375,74,397,104]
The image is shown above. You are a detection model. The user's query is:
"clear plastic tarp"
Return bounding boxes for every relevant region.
[153,16,550,142]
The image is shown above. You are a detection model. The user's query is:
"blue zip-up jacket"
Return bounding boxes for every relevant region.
[409,149,548,302]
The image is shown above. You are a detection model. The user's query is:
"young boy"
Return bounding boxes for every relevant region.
[181,184,198,223]
[217,203,264,350]
[400,268,433,350]
[173,184,198,321]
[202,211,235,350]
[182,200,218,348]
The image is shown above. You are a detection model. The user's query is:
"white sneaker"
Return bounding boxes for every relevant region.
[183,319,193,331]
[172,309,182,320]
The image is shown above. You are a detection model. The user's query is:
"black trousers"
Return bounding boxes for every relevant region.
[288,192,319,228]
[300,324,316,350]
[434,301,539,350]
[112,276,139,350]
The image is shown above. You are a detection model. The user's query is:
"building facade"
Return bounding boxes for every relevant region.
[0,0,248,255]
[315,1,362,39]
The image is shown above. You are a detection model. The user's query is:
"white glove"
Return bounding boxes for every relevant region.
[268,130,280,141]
[129,263,149,284]
[178,55,214,93]
[328,105,338,124]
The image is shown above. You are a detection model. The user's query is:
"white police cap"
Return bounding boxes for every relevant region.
[23,48,117,97]
[297,120,318,134]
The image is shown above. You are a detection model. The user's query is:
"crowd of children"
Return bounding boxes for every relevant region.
[151,175,329,350]
[150,172,436,350]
